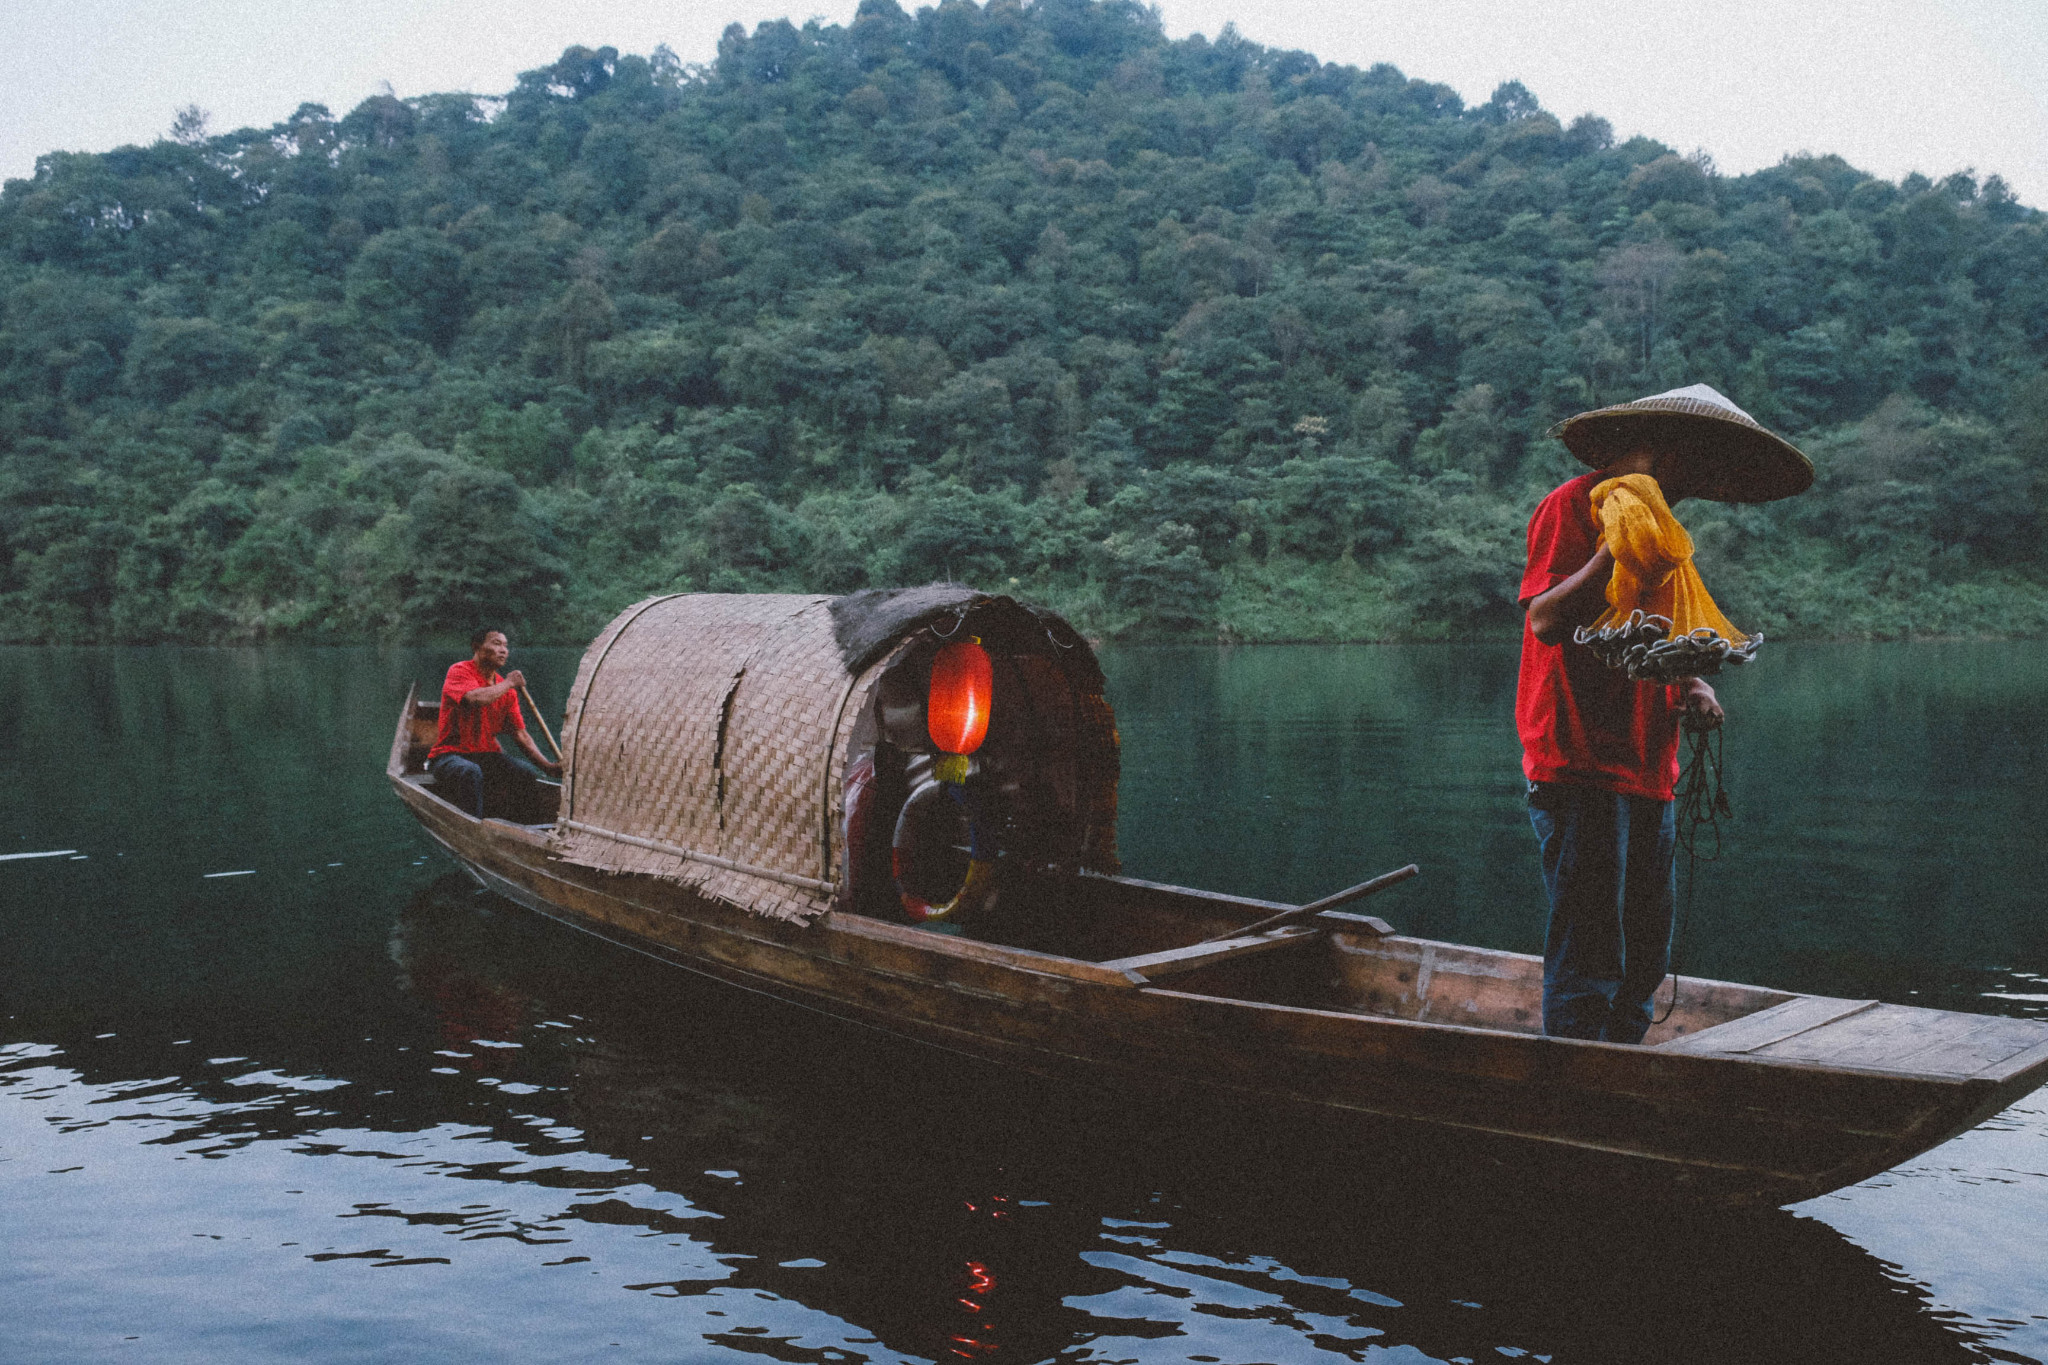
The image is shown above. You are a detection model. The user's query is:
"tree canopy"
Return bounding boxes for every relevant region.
[3,1,2045,644]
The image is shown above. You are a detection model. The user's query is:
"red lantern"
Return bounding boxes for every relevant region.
[927,639,993,755]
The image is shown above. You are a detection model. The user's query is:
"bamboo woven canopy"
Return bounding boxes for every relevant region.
[548,588,1118,924]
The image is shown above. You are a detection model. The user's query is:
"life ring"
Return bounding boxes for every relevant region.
[891,773,997,924]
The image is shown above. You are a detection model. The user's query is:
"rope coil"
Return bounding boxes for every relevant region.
[1656,715,1732,1024]
[1575,474,1761,683]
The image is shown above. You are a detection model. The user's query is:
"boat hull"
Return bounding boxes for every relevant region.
[389,762,2048,1209]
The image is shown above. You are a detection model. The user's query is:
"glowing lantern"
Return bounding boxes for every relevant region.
[927,639,993,756]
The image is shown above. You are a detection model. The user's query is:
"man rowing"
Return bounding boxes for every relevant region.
[427,628,561,819]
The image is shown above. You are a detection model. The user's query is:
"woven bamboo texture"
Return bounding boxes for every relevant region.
[550,594,881,924]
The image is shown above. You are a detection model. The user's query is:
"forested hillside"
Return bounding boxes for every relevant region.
[4,0,2046,644]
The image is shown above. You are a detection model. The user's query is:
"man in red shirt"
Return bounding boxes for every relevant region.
[1521,385,1811,1043]
[427,628,561,818]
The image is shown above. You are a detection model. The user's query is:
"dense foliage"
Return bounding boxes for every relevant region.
[4,0,2046,644]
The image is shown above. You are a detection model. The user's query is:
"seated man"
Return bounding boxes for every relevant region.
[427,628,561,818]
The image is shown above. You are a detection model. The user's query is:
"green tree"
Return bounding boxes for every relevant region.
[0,14,2043,644]
[393,464,565,635]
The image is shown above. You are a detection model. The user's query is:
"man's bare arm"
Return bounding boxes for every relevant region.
[1525,546,1615,646]
[458,668,526,706]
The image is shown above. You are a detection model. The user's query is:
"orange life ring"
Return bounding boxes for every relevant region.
[890,774,997,924]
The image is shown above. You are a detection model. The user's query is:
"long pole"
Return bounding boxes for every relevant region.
[1197,864,1419,943]
[520,684,565,766]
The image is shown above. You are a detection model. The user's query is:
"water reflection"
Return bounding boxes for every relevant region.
[12,877,2013,1363]
[3,644,2045,1362]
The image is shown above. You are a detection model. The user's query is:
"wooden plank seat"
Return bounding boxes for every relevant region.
[1659,995,2048,1082]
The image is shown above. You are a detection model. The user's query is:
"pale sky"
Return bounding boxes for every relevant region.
[5,0,2045,206]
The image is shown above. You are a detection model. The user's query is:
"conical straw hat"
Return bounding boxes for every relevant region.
[1549,383,1814,504]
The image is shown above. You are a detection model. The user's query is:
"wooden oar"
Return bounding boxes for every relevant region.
[519,684,565,766]
[1196,864,1418,944]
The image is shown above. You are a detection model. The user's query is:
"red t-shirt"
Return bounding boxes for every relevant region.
[1516,472,1684,801]
[428,658,526,761]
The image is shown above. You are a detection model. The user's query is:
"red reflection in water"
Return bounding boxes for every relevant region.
[946,1258,999,1358]
[405,948,529,1066]
[961,1194,1011,1221]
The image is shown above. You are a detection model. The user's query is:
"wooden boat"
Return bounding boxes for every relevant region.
[390,589,2048,1208]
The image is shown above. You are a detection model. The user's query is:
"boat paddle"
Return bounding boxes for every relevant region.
[1196,864,1418,943]
[518,684,566,767]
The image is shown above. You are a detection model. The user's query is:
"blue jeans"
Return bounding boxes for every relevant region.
[429,749,543,819]
[1527,781,1676,1044]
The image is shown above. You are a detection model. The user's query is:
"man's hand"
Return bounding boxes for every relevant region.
[514,728,561,774]
[460,668,525,707]
[1682,678,1723,730]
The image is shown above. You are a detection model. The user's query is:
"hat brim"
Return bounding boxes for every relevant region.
[1551,410,1814,504]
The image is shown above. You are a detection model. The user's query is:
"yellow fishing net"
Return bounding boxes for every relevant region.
[1574,473,1761,682]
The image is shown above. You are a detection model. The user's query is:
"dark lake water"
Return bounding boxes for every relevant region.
[3,641,2044,1363]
